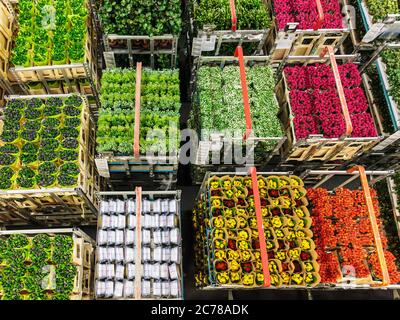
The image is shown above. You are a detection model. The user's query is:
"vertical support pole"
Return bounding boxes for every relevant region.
[133,62,142,159]
[134,186,142,299]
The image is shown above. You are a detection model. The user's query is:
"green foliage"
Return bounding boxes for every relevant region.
[11,0,88,66]
[97,68,181,155]
[0,233,76,300]
[0,95,84,190]
[192,0,271,30]
[98,0,182,36]
[366,0,399,20]
[190,65,283,147]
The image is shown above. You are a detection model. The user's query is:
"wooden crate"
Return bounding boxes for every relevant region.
[276,73,381,162]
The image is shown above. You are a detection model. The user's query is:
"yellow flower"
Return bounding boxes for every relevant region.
[212,199,221,207]
[240,250,252,262]
[213,217,224,228]
[244,179,252,187]
[255,260,262,270]
[213,229,225,239]
[295,208,305,217]
[235,190,243,197]
[292,273,303,285]
[268,180,277,189]
[266,241,274,250]
[261,208,268,217]
[275,229,284,238]
[287,218,295,227]
[253,251,261,260]
[256,272,264,285]
[305,273,315,284]
[270,199,279,206]
[263,218,271,228]
[271,216,283,229]
[248,206,255,216]
[214,239,226,249]
[296,230,306,238]
[227,249,240,261]
[227,230,236,238]
[281,198,291,207]
[301,239,311,250]
[269,261,279,273]
[210,181,220,189]
[270,274,280,286]
[238,230,249,240]
[230,260,240,272]
[287,230,296,241]
[298,219,305,228]
[289,248,300,260]
[278,178,288,188]
[226,218,237,229]
[251,229,259,239]
[276,250,286,261]
[290,178,300,187]
[225,208,233,217]
[260,188,267,198]
[225,189,234,198]
[249,218,257,228]
[237,216,247,228]
[236,208,246,217]
[217,272,229,284]
[238,240,250,250]
[242,274,255,286]
[304,262,314,272]
[233,180,243,187]
[281,272,290,284]
[230,272,240,283]
[258,178,266,188]
[215,250,226,260]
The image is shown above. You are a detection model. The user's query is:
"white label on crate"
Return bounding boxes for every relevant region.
[162,248,171,263]
[161,200,169,213]
[170,228,180,244]
[124,280,134,298]
[170,247,180,264]
[127,263,136,279]
[153,199,161,213]
[142,247,151,262]
[115,230,124,245]
[153,230,162,246]
[152,263,161,279]
[142,280,151,297]
[106,264,115,279]
[97,264,107,279]
[114,281,124,298]
[98,230,108,245]
[153,246,162,262]
[143,200,151,213]
[95,158,110,178]
[159,214,167,228]
[127,199,136,213]
[111,214,119,229]
[100,201,110,214]
[125,229,135,245]
[153,281,162,297]
[143,264,152,279]
[115,264,124,280]
[153,214,160,228]
[167,214,176,228]
[276,33,295,49]
[96,280,106,297]
[169,200,176,213]
[143,214,152,229]
[162,230,170,245]
[142,230,151,245]
[118,214,126,229]
[109,200,117,213]
[101,215,111,229]
[160,263,169,279]
[107,230,116,245]
[115,247,124,263]
[125,248,135,263]
[201,35,216,52]
[170,280,179,297]
[105,280,114,298]
[169,264,178,280]
[162,281,170,297]
[116,200,125,213]
[127,214,136,229]
[98,247,108,262]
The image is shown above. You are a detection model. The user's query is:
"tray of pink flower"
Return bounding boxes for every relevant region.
[276,62,382,162]
[272,0,344,30]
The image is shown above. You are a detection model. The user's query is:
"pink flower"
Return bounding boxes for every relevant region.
[339,64,362,88]
[289,90,314,115]
[344,88,368,114]
[311,64,335,89]
[350,113,378,137]
[284,66,311,90]
[320,113,346,138]
[294,115,319,139]
[313,89,341,115]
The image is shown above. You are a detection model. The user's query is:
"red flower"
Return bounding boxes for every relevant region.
[215,261,228,272]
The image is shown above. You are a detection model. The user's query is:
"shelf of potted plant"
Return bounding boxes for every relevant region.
[0,228,95,300]
[94,189,184,300]
[193,168,400,290]
[0,94,104,226]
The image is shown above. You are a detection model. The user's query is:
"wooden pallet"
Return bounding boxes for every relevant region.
[276,74,381,162]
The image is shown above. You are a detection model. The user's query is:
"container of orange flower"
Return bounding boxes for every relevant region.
[193,169,400,290]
